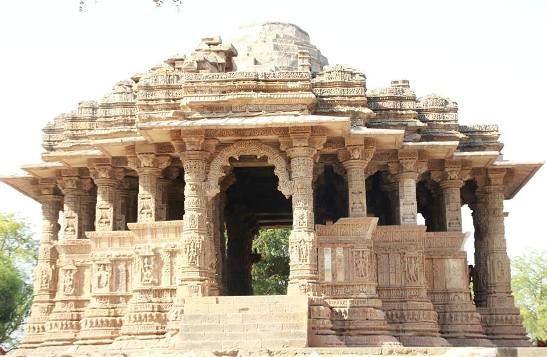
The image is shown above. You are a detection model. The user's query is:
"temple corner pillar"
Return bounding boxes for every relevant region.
[471,168,529,346]
[20,180,63,349]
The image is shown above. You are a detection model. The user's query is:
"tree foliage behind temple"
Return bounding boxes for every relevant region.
[512,249,547,344]
[251,228,290,295]
[0,213,36,350]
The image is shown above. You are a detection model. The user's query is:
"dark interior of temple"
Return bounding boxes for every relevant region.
[222,166,292,296]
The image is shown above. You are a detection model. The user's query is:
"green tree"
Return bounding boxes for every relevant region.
[0,213,37,266]
[0,255,33,348]
[251,228,290,295]
[0,213,37,350]
[511,250,547,344]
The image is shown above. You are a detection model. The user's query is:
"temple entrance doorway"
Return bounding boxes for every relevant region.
[221,164,292,296]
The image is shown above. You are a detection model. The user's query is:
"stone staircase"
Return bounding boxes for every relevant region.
[177,295,310,351]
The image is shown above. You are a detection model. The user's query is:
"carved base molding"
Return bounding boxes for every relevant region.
[374,226,448,347]
[425,232,493,347]
[478,306,531,347]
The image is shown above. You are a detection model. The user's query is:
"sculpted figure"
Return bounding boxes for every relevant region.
[96,264,110,290]
[63,269,75,295]
[142,256,154,284]
[406,255,419,283]
[354,251,367,278]
[298,240,309,263]
[39,265,51,290]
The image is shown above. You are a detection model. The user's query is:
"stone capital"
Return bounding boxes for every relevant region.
[128,153,171,172]
[179,150,210,162]
[57,175,93,193]
[286,146,317,159]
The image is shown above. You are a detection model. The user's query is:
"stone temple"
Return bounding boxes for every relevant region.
[1,22,543,355]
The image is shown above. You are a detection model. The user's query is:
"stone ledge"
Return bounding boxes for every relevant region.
[8,346,546,357]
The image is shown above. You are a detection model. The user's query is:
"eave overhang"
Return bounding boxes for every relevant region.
[0,174,40,202]
[491,160,544,199]
[349,127,404,150]
[137,115,352,143]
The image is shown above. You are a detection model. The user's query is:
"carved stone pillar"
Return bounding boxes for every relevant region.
[157,177,170,221]
[91,164,123,231]
[128,153,171,223]
[125,177,139,224]
[388,150,425,225]
[58,173,92,240]
[433,162,465,232]
[179,150,217,296]
[207,195,223,292]
[285,128,324,295]
[44,173,92,345]
[338,141,375,218]
[439,179,463,232]
[472,169,528,346]
[20,181,62,349]
[115,177,130,230]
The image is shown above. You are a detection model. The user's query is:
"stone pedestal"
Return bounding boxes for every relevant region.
[43,239,91,346]
[425,232,493,346]
[315,218,399,346]
[374,226,448,347]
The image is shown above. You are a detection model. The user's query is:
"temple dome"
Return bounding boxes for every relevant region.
[228,22,328,72]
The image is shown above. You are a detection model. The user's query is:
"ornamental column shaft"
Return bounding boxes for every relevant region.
[440,180,463,232]
[339,142,375,218]
[58,173,92,240]
[284,128,325,296]
[128,153,171,223]
[434,162,465,232]
[388,150,425,225]
[91,165,123,231]
[472,168,528,346]
[179,145,218,297]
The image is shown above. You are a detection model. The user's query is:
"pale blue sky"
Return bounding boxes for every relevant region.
[0,0,545,261]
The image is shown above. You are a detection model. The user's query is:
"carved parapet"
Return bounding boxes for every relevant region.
[424,232,492,346]
[44,239,91,346]
[312,217,399,346]
[118,244,176,339]
[373,225,448,346]
[128,220,184,244]
[77,249,134,345]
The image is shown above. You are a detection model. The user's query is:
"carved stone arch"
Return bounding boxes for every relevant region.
[206,140,293,198]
